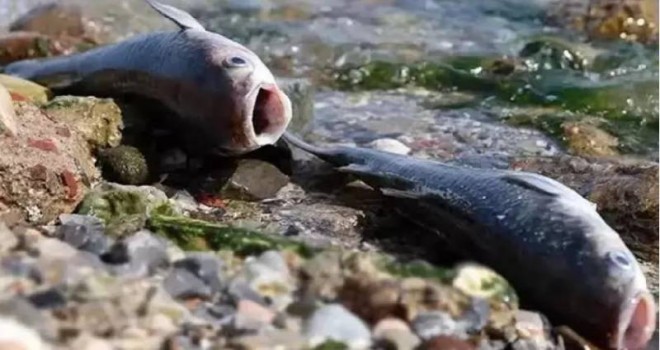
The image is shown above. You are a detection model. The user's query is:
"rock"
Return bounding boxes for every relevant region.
[69,333,113,350]
[33,237,78,261]
[57,214,112,255]
[0,100,97,224]
[170,191,198,213]
[0,316,48,350]
[367,138,411,155]
[561,121,619,157]
[107,230,169,277]
[304,304,371,349]
[0,222,18,253]
[163,267,212,300]
[234,299,277,330]
[236,250,295,310]
[421,336,476,350]
[26,288,67,309]
[173,252,225,294]
[0,297,56,340]
[0,75,51,104]
[411,311,469,341]
[451,264,517,308]
[228,329,307,350]
[0,83,17,137]
[278,78,315,134]
[77,184,170,237]
[0,31,65,65]
[514,310,551,341]
[221,159,290,201]
[10,3,87,39]
[373,318,421,350]
[43,96,124,150]
[97,146,150,185]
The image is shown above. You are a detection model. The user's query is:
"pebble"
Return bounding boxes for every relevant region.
[221,159,290,201]
[422,336,476,350]
[234,299,277,330]
[0,297,56,340]
[170,190,198,213]
[26,288,67,309]
[304,304,371,349]
[411,311,468,341]
[57,214,112,255]
[34,237,78,261]
[0,222,18,253]
[367,138,411,155]
[163,267,212,300]
[113,230,169,277]
[173,252,225,294]
[0,317,48,350]
[0,83,17,137]
[69,334,113,350]
[373,318,421,350]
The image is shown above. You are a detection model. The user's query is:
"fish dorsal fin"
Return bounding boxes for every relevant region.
[501,171,567,197]
[146,0,205,31]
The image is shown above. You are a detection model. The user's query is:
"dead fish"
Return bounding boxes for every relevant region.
[282,132,656,350]
[4,0,292,155]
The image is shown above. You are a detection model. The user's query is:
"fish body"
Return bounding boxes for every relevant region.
[283,132,656,350]
[4,0,291,155]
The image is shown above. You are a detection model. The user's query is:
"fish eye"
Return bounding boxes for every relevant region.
[606,250,633,270]
[224,56,248,68]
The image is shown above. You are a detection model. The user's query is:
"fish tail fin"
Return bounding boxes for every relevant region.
[4,56,83,89]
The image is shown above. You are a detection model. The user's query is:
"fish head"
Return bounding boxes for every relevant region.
[564,210,657,349]
[597,240,656,349]
[203,36,292,155]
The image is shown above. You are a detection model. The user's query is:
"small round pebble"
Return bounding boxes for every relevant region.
[304,304,371,349]
[411,311,468,340]
[367,138,411,155]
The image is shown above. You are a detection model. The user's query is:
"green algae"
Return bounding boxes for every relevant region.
[97,145,150,185]
[147,213,316,257]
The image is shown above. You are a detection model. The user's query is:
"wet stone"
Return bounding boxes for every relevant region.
[304,304,371,349]
[411,311,469,341]
[367,138,411,155]
[57,214,112,256]
[163,267,212,300]
[373,318,421,350]
[173,252,225,295]
[0,316,49,350]
[227,279,268,306]
[0,83,17,137]
[422,336,476,350]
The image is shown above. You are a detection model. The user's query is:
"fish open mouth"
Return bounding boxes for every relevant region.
[616,291,656,349]
[250,84,291,146]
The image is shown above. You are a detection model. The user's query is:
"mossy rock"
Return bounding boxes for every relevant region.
[97,145,150,185]
[44,96,124,150]
[77,183,172,238]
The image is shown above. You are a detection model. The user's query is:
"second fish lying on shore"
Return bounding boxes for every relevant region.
[4,0,292,155]
[282,132,656,350]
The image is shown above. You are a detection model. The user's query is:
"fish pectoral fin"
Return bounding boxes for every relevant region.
[145,0,206,31]
[380,188,424,200]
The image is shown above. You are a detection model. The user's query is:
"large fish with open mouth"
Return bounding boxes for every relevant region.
[282,132,656,350]
[4,0,292,155]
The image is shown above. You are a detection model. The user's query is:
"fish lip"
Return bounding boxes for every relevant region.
[243,82,292,147]
[613,291,656,349]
